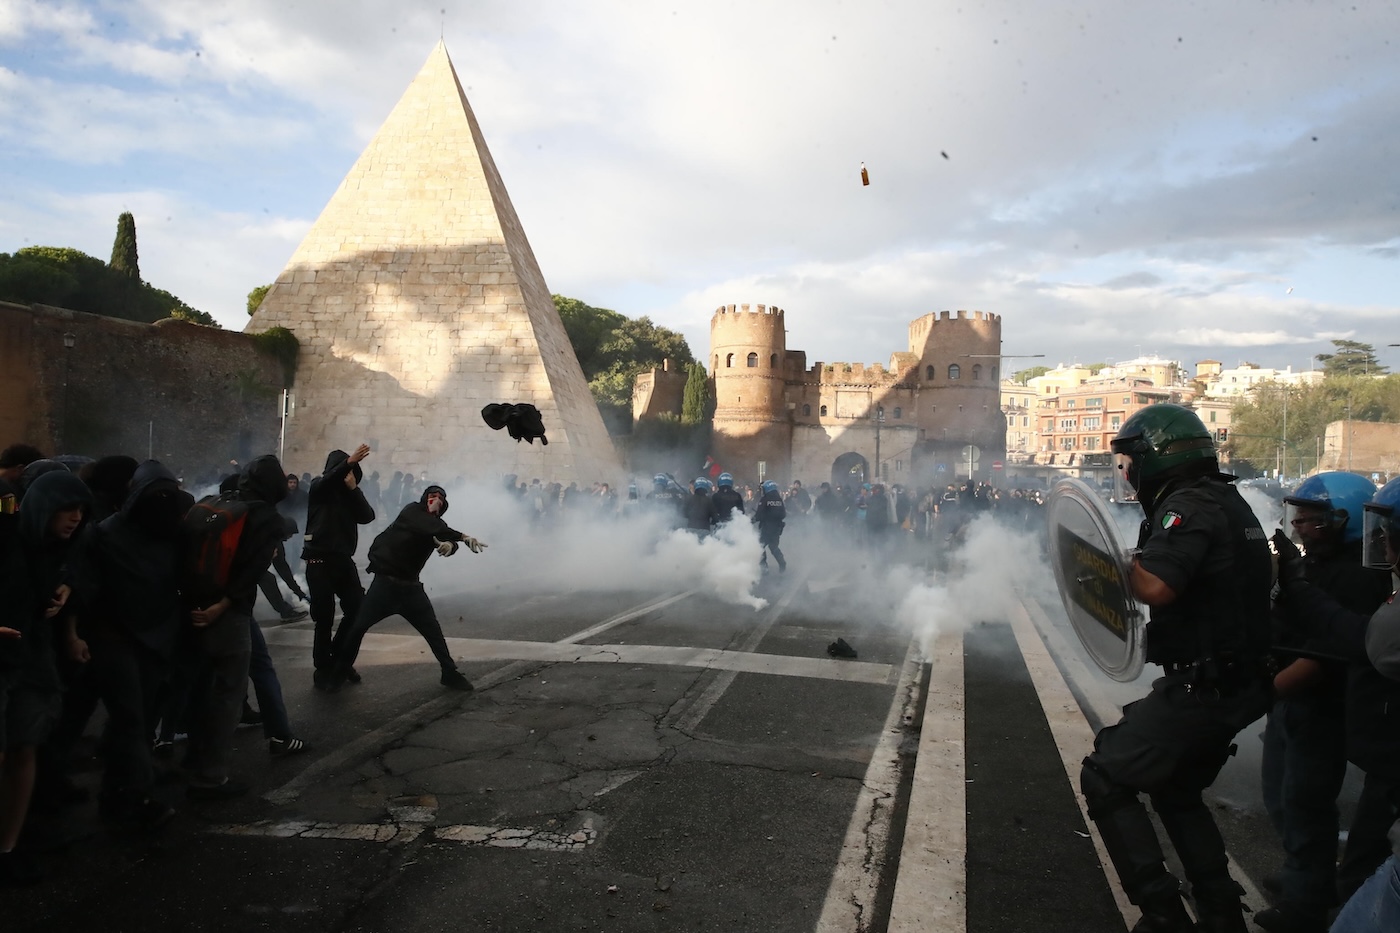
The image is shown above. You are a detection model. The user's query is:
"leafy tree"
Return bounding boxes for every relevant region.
[1316,339,1387,377]
[552,295,695,434]
[681,362,710,425]
[247,284,272,315]
[1014,365,1050,384]
[1226,374,1400,475]
[110,212,140,280]
[1085,362,1107,374]
[0,246,215,326]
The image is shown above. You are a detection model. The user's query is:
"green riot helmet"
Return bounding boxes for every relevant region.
[1109,403,1216,493]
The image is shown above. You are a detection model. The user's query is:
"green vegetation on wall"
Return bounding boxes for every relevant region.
[250,326,300,388]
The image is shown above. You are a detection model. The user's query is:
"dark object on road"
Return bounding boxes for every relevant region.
[481,403,548,445]
[827,638,858,659]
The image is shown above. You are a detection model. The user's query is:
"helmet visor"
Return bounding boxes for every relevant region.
[1362,504,1398,570]
[1113,453,1139,499]
[1282,501,1333,547]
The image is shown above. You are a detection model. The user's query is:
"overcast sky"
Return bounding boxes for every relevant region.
[2,0,1397,376]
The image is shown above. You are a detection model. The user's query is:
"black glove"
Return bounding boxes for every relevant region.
[1271,529,1306,590]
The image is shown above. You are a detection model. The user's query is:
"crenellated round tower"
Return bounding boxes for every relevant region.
[710,303,792,483]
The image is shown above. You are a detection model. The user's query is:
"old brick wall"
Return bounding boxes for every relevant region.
[1,301,284,483]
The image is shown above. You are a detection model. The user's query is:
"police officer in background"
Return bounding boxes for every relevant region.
[712,473,745,524]
[681,477,718,536]
[645,473,685,527]
[1081,404,1273,933]
[752,480,787,573]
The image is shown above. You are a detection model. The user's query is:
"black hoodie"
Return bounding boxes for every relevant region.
[0,469,91,677]
[78,460,192,657]
[365,485,466,582]
[302,449,375,560]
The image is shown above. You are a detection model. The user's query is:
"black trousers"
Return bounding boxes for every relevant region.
[306,556,365,671]
[1081,674,1270,909]
[333,576,456,675]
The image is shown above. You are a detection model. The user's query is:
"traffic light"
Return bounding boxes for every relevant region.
[1216,428,1228,443]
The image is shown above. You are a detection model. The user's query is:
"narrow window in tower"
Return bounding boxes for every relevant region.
[991,365,998,380]
[820,405,828,416]
[893,407,902,419]
[770,353,777,368]
[726,353,734,368]
[802,404,811,416]
[747,352,758,367]
[714,355,719,370]
[972,364,982,380]
[948,364,961,380]
[925,365,935,381]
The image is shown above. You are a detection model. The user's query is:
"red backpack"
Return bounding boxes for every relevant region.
[183,493,252,607]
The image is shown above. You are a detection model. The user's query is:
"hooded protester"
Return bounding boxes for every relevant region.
[33,455,141,811]
[81,455,140,525]
[303,444,375,689]
[0,469,90,885]
[76,460,190,827]
[326,484,486,692]
[179,454,292,799]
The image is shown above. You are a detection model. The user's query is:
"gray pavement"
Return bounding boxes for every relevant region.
[5,538,1306,932]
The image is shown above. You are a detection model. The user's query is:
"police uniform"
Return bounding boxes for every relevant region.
[1081,474,1273,927]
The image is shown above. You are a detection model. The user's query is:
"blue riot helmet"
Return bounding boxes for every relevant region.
[653,473,668,490]
[762,480,779,494]
[1282,471,1376,545]
[694,477,713,493]
[717,472,734,489]
[1362,477,1400,571]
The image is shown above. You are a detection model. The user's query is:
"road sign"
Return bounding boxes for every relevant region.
[992,460,1004,470]
[935,463,947,473]
[1045,479,1146,682]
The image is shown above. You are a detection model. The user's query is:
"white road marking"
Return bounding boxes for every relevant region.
[209,819,597,851]
[664,570,808,733]
[261,628,893,685]
[816,631,927,933]
[886,630,966,933]
[1007,593,1138,928]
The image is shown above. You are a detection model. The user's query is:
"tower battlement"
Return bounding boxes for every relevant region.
[713,303,784,320]
[908,309,1001,346]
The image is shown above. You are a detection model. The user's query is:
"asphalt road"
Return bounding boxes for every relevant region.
[6,529,1321,932]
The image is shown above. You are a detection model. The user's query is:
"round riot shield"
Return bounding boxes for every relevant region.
[1045,478,1146,682]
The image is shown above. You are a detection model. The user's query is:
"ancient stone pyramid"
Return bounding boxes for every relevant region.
[248,41,618,484]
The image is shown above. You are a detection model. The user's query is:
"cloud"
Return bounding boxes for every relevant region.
[0,0,1396,372]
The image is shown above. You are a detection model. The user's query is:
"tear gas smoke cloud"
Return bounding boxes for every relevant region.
[413,480,770,611]
[891,516,1048,655]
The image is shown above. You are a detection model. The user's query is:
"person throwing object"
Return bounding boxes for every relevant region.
[326,484,486,692]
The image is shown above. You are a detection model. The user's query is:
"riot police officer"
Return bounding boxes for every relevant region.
[1273,477,1400,918]
[752,480,787,572]
[1260,472,1391,932]
[1081,403,1273,933]
[682,477,718,536]
[712,473,745,524]
[645,473,685,527]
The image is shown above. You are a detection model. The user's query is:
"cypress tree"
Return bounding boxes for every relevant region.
[681,362,710,426]
[110,211,140,280]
